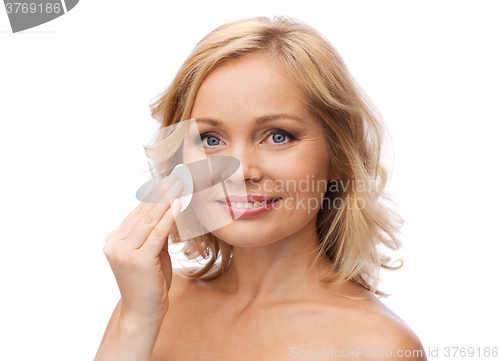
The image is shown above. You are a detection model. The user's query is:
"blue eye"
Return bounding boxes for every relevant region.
[272,133,286,143]
[266,129,295,145]
[197,132,221,147]
[206,135,220,146]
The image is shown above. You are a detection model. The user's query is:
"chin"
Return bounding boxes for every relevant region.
[211,227,277,248]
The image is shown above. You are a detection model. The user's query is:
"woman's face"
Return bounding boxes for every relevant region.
[184,53,334,247]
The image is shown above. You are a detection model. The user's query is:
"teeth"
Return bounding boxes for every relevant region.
[227,201,268,208]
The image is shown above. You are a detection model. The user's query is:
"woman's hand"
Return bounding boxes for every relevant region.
[103,174,184,325]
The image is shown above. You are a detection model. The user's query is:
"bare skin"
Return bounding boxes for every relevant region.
[155,270,425,361]
[95,54,426,361]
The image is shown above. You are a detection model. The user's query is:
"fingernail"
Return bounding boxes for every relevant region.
[172,198,181,210]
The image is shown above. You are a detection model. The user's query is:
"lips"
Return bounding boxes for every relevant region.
[216,196,282,218]
[217,195,280,203]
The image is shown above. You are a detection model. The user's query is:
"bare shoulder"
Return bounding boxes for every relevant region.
[318,289,427,360]
[359,299,426,360]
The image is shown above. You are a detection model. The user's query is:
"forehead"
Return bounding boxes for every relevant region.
[191,54,310,123]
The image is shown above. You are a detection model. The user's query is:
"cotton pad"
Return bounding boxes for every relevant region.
[170,164,193,212]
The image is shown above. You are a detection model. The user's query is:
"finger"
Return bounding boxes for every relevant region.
[113,174,178,239]
[125,180,184,249]
[140,198,182,258]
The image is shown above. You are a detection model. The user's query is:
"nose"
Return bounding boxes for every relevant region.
[222,145,263,185]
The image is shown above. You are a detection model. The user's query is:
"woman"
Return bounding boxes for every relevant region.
[94,16,426,361]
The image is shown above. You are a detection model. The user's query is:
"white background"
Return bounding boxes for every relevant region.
[1,1,499,360]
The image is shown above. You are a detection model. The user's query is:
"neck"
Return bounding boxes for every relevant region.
[210,217,334,305]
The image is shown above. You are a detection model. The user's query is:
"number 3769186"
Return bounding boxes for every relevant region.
[5,3,62,14]
[443,347,498,357]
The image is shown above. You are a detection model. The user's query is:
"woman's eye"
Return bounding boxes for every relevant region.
[205,135,220,146]
[264,130,294,145]
[270,132,287,143]
[198,133,222,147]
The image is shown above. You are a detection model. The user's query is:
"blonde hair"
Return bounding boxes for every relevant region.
[144,16,404,297]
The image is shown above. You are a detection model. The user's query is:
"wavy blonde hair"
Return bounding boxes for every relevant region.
[143,16,404,297]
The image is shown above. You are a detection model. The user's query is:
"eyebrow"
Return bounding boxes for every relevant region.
[195,114,304,127]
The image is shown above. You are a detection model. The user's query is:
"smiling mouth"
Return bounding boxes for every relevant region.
[215,198,281,209]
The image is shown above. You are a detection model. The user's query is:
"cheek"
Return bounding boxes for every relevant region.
[270,168,326,219]
[267,153,330,198]
[182,144,207,164]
